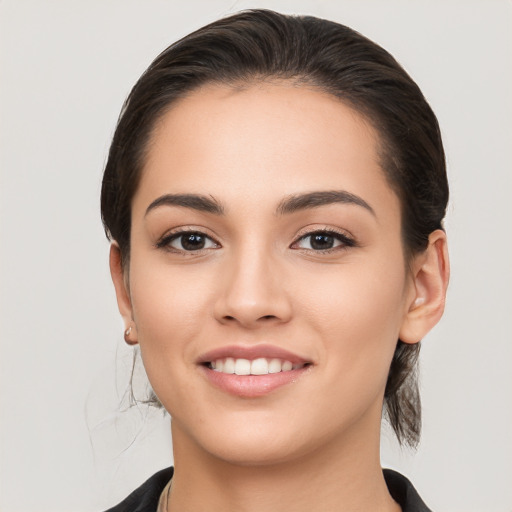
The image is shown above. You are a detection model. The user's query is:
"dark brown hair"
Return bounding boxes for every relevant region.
[101,9,448,447]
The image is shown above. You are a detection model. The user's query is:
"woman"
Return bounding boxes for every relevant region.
[101,9,449,512]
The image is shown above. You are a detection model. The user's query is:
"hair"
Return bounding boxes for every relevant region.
[101,9,448,448]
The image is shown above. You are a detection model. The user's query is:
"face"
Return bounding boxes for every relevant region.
[117,83,420,466]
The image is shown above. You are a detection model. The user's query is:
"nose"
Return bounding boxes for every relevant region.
[213,247,293,329]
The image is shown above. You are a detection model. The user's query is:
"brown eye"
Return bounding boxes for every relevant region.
[310,233,335,250]
[159,231,219,252]
[179,233,207,250]
[293,230,355,251]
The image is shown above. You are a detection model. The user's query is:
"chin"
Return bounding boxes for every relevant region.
[173,411,316,467]
[206,435,307,467]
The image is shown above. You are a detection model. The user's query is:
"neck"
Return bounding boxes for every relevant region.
[167,418,400,512]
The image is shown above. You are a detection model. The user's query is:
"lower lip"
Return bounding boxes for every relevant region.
[199,365,310,398]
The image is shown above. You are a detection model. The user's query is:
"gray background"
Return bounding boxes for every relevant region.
[1,1,511,510]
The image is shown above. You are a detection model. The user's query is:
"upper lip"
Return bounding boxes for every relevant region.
[197,344,311,366]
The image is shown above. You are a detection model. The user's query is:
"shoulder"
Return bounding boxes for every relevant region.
[383,469,432,512]
[103,467,174,512]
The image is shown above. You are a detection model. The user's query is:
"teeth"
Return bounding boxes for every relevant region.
[251,358,268,375]
[268,358,282,373]
[223,357,235,374]
[234,358,251,375]
[282,360,292,371]
[211,357,299,375]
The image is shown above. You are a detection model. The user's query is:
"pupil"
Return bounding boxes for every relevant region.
[182,233,205,250]
[311,234,334,250]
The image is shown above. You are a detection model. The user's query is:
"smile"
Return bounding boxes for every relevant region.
[209,357,305,375]
[198,345,312,397]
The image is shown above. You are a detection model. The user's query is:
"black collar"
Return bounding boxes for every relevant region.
[104,466,432,512]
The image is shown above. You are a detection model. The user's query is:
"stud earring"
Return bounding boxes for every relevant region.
[124,325,137,345]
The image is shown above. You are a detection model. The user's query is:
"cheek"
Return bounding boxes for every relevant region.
[127,262,217,420]
[299,253,406,323]
[299,256,407,382]
[130,254,209,326]
[128,258,212,376]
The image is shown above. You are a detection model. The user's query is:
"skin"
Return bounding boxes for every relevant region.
[111,82,449,512]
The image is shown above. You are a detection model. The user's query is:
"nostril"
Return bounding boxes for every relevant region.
[221,314,278,324]
[225,314,276,320]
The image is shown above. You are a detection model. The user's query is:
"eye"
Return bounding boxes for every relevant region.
[157,230,219,252]
[292,230,355,252]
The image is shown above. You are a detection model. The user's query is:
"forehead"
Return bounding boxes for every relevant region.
[134,82,398,219]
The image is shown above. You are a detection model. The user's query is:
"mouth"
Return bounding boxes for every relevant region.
[205,357,308,375]
[198,345,312,397]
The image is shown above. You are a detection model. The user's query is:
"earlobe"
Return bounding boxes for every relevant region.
[399,230,450,344]
[109,243,138,345]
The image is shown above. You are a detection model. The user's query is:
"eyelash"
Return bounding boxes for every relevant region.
[155,228,356,254]
[291,228,357,253]
[155,228,220,254]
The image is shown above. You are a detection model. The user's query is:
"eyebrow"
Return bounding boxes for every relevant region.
[276,190,375,216]
[145,193,224,216]
[144,190,374,217]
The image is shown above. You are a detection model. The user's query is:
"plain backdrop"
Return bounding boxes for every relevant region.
[1,1,511,511]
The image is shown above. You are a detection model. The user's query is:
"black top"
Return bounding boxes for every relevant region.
[103,466,431,512]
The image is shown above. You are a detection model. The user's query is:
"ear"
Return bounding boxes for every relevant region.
[399,229,450,344]
[109,243,138,345]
